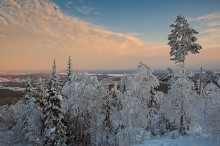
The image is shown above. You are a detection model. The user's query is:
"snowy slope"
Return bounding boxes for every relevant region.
[134,131,219,146]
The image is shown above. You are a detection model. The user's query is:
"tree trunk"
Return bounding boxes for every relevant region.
[179,107,186,135]
[199,67,203,95]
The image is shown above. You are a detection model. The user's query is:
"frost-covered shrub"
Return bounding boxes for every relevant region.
[193,83,220,141]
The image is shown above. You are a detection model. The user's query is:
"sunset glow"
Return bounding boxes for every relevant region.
[0,0,220,71]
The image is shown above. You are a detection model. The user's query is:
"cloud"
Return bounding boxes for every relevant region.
[67,1,73,5]
[190,12,220,21]
[189,12,220,50]
[189,12,220,27]
[199,29,220,45]
[186,12,220,70]
[65,1,99,15]
[65,1,73,8]
[75,6,99,15]
[0,0,169,70]
[0,15,8,25]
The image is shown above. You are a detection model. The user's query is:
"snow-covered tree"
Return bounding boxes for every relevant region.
[159,68,174,83]
[168,15,202,65]
[62,72,101,146]
[11,78,42,144]
[35,77,47,109]
[192,83,220,141]
[118,62,161,144]
[147,88,160,135]
[24,77,33,102]
[0,105,17,145]
[166,16,202,135]
[203,70,219,86]
[43,60,67,146]
[218,78,220,87]
[159,113,176,135]
[66,56,73,82]
[203,83,219,99]
[35,77,48,137]
[101,84,123,146]
[12,99,42,144]
[161,66,197,135]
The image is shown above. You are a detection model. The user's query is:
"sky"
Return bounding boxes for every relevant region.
[0,0,220,71]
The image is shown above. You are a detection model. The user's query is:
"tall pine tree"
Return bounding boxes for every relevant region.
[167,16,202,135]
[168,15,202,66]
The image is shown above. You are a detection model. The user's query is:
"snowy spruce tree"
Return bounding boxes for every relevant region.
[35,77,47,109]
[43,60,67,146]
[166,15,202,135]
[66,56,73,82]
[24,77,33,102]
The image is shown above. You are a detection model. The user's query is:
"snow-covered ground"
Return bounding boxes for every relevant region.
[0,85,25,91]
[107,73,125,77]
[0,77,26,83]
[134,131,219,146]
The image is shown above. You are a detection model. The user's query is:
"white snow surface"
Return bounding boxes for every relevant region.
[134,131,219,146]
[0,85,25,91]
[107,74,124,77]
[0,77,26,83]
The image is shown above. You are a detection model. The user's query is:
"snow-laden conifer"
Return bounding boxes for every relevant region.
[43,60,67,146]
[66,56,73,82]
[24,77,33,102]
[35,77,47,109]
[35,77,48,137]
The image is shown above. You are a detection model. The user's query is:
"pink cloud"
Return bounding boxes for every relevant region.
[0,0,166,70]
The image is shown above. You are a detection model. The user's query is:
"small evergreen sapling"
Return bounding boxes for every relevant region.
[24,77,33,102]
[35,77,47,109]
[66,56,73,82]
